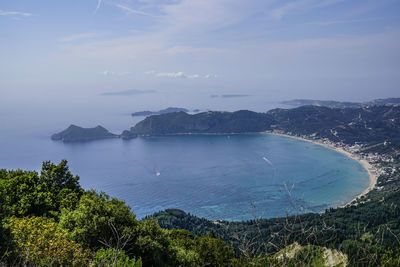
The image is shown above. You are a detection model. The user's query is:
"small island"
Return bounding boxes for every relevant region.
[51,125,119,142]
[131,107,189,117]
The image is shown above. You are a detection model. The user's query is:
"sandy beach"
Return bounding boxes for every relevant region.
[265,132,378,206]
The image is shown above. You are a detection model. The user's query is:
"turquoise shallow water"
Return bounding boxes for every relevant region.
[0,130,369,221]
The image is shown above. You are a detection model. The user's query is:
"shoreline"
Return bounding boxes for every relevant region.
[264,132,377,207]
[139,131,378,207]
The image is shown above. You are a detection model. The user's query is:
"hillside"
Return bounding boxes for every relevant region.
[282,97,400,108]
[267,105,400,144]
[127,105,400,146]
[130,110,274,135]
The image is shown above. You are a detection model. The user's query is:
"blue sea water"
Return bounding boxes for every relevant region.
[0,115,369,220]
[0,97,369,221]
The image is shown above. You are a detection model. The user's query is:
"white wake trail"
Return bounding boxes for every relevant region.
[262,156,274,167]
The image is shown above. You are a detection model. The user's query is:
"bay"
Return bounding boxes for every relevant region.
[0,127,369,221]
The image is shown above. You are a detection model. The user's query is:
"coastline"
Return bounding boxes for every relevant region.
[265,132,377,207]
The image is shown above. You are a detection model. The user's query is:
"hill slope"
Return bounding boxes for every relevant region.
[127,105,400,145]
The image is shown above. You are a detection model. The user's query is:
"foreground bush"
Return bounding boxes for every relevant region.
[7,216,91,266]
[95,248,142,267]
[59,190,138,250]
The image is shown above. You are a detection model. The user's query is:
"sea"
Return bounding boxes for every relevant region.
[0,95,369,221]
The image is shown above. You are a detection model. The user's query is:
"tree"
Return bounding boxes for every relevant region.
[0,160,83,218]
[130,218,177,266]
[168,229,236,267]
[7,216,91,266]
[59,190,137,250]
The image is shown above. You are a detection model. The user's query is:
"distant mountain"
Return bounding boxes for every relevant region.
[51,125,118,142]
[281,99,362,108]
[282,97,400,108]
[267,105,400,144]
[368,98,400,106]
[210,94,251,98]
[100,89,156,96]
[131,107,189,117]
[126,105,400,145]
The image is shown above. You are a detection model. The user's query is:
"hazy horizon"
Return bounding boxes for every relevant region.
[1,0,400,118]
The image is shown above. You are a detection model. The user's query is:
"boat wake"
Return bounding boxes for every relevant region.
[262,156,274,167]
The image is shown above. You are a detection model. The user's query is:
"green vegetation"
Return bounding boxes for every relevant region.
[130,110,274,135]
[128,105,400,146]
[7,216,91,266]
[0,160,82,218]
[0,161,237,266]
[59,191,137,250]
[95,248,142,267]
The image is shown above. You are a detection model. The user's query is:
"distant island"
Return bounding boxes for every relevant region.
[210,94,251,98]
[282,97,400,108]
[51,125,119,142]
[52,125,137,142]
[131,107,189,117]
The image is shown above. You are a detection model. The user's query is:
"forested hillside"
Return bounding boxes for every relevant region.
[128,105,400,146]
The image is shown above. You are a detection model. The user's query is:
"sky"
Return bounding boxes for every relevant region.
[1,0,400,113]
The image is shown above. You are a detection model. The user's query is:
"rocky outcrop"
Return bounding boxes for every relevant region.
[51,125,118,142]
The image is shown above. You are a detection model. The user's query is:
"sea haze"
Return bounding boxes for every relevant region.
[0,108,369,220]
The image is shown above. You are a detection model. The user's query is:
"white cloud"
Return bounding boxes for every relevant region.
[144,70,155,75]
[269,0,346,20]
[0,10,32,18]
[94,0,103,15]
[187,74,200,79]
[156,71,186,78]
[317,18,380,26]
[59,33,100,43]
[113,3,155,17]
[101,70,131,76]
[102,70,112,76]
[154,71,215,79]
[159,0,263,34]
